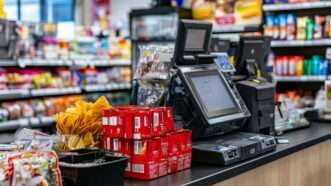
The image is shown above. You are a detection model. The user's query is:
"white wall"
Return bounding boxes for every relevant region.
[110,0,152,28]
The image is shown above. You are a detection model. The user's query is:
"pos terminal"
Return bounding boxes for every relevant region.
[169,20,276,165]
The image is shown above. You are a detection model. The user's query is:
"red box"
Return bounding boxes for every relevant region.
[168,155,178,174]
[160,136,168,159]
[130,161,159,180]
[164,107,175,133]
[132,138,160,162]
[109,109,124,138]
[158,159,168,177]
[102,109,111,136]
[122,139,133,157]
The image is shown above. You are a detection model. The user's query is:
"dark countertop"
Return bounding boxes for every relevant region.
[124,123,331,186]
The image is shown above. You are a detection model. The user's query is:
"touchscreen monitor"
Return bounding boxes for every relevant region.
[187,70,240,119]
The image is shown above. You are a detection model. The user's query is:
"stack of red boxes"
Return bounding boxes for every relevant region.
[102,105,192,180]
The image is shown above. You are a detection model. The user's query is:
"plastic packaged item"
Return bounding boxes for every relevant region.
[312,55,321,75]
[265,15,276,38]
[282,56,289,76]
[279,14,288,40]
[295,56,304,76]
[287,14,296,40]
[314,15,326,39]
[0,108,9,122]
[306,17,315,40]
[2,103,21,120]
[304,59,311,75]
[297,16,308,40]
[275,56,283,76]
[288,56,296,76]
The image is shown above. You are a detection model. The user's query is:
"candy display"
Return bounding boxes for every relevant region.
[272,55,329,76]
[102,105,192,180]
[55,96,111,151]
[135,46,173,106]
[264,14,331,40]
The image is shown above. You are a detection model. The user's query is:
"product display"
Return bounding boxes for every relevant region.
[2,0,331,185]
[0,150,62,186]
[273,55,329,76]
[264,14,331,40]
[102,105,191,180]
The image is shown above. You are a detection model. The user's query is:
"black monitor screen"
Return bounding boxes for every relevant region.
[185,29,206,51]
[187,70,240,119]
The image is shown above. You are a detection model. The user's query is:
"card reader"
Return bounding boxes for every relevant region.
[192,132,276,165]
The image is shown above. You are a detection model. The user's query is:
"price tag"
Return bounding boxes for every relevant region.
[326,48,331,60]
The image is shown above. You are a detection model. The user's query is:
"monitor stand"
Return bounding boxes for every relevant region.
[192,132,276,165]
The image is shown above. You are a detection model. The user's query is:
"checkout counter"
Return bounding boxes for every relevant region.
[126,20,331,186]
[125,123,331,186]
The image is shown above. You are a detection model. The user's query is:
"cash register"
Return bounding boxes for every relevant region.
[169,20,276,165]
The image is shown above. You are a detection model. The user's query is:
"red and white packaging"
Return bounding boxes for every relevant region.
[167,132,179,174]
[164,107,175,133]
[133,110,152,139]
[102,109,110,136]
[132,138,160,162]
[109,109,124,138]
[102,136,112,151]
[183,130,192,169]
[130,161,159,180]
[112,138,123,156]
[150,108,162,136]
[158,159,168,177]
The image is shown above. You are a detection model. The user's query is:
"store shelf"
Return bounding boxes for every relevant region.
[75,59,131,67]
[0,116,55,132]
[18,58,73,67]
[0,59,17,66]
[271,39,331,47]
[83,83,131,92]
[213,24,261,34]
[30,87,82,97]
[0,119,30,132]
[274,76,327,82]
[0,89,30,100]
[263,1,331,11]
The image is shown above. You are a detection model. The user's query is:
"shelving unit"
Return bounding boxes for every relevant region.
[213,24,261,34]
[263,1,331,11]
[271,39,331,48]
[2,58,131,67]
[0,116,55,132]
[263,0,331,107]
[274,76,327,82]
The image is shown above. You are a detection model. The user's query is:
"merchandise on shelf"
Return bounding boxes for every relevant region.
[264,0,329,5]
[0,96,82,122]
[16,23,131,62]
[272,55,329,76]
[82,67,131,85]
[0,66,130,91]
[276,90,315,108]
[102,105,192,180]
[264,13,331,40]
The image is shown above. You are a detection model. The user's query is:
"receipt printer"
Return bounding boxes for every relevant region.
[236,79,275,134]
